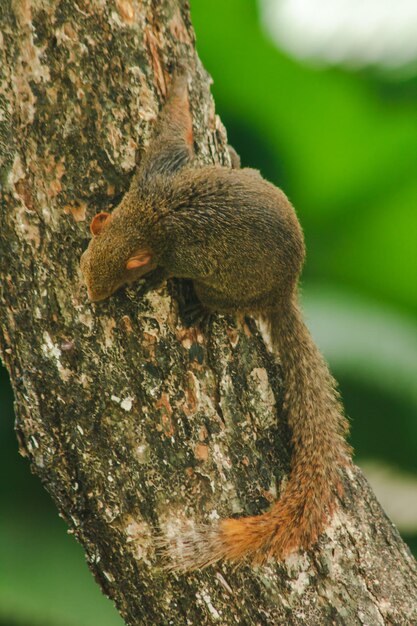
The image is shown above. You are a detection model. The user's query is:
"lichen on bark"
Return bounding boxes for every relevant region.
[1,1,417,624]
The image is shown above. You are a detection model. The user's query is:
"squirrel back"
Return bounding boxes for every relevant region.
[80,72,351,571]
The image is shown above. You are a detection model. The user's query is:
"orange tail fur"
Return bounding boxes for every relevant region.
[163,299,350,571]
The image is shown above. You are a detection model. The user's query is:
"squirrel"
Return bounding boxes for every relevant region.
[80,73,350,571]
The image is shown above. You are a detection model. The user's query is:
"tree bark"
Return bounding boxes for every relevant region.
[1,1,417,624]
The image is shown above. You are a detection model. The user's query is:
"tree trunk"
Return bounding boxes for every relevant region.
[1,1,417,624]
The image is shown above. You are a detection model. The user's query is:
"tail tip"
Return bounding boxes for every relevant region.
[156,520,225,572]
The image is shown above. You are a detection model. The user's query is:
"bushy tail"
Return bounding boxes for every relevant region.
[163,300,350,571]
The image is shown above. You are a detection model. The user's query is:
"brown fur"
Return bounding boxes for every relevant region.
[80,74,351,570]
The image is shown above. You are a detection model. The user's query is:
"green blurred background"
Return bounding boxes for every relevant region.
[1,0,416,623]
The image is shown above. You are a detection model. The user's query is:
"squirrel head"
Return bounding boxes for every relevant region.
[80,70,194,301]
[80,207,157,302]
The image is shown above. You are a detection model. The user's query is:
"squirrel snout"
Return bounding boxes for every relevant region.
[86,288,99,302]
[85,286,109,302]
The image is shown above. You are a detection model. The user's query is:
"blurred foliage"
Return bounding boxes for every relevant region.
[193,0,417,314]
[1,0,416,623]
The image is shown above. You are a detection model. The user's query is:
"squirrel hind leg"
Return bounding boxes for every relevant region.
[227,145,241,169]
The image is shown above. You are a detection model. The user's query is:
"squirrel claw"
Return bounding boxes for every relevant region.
[175,279,212,329]
[182,303,213,329]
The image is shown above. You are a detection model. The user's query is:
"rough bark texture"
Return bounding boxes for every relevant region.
[1,1,417,625]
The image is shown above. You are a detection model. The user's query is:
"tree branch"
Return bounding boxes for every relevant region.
[1,1,417,624]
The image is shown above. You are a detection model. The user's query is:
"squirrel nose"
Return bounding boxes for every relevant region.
[87,287,108,302]
[87,289,100,302]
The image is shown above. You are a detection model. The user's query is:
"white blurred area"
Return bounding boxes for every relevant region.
[303,289,417,532]
[259,0,417,71]
[361,462,417,533]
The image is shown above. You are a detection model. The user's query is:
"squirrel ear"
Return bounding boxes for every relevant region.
[90,212,111,236]
[126,252,152,270]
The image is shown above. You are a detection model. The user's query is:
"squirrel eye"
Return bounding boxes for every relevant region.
[126,253,152,270]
